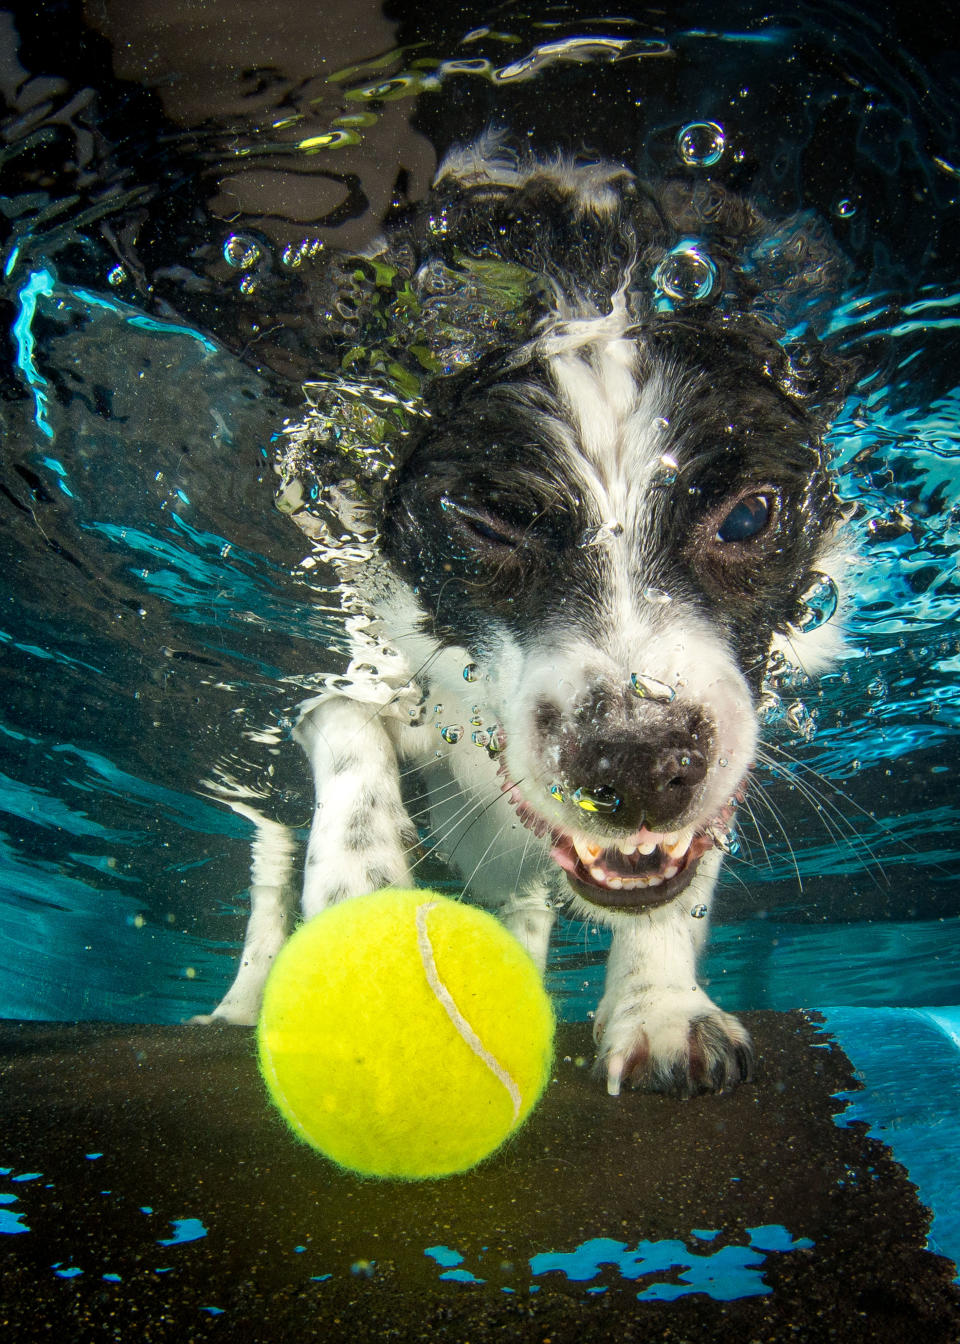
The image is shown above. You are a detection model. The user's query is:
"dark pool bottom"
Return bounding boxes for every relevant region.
[0,1014,958,1343]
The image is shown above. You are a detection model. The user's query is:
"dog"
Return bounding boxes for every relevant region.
[196,134,852,1097]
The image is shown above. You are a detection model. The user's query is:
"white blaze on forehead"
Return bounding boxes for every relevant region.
[546,339,672,532]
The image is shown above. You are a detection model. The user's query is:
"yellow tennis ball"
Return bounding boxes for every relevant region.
[256,887,555,1180]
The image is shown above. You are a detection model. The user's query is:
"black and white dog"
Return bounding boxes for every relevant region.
[199,136,851,1097]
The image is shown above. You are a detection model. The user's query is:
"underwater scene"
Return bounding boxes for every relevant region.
[1,0,959,1338]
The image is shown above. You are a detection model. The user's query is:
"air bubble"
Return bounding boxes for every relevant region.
[653,241,718,305]
[795,571,839,632]
[866,676,887,700]
[223,234,263,270]
[107,265,126,287]
[764,649,794,687]
[677,121,726,167]
[642,587,672,605]
[690,903,708,919]
[785,700,816,740]
[757,689,781,722]
[439,725,464,744]
[572,786,621,815]
[656,453,679,485]
[472,728,491,748]
[463,663,481,682]
[630,672,676,703]
[549,782,566,803]
[579,520,624,548]
[833,197,858,218]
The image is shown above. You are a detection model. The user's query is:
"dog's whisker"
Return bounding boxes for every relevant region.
[754,745,888,884]
[731,797,769,869]
[457,820,515,898]
[744,784,804,893]
[405,782,514,866]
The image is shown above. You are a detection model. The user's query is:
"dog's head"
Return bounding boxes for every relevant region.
[295,140,854,911]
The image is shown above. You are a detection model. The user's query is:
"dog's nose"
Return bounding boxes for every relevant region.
[554,709,711,832]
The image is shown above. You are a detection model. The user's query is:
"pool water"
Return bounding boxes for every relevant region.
[1,0,958,1307]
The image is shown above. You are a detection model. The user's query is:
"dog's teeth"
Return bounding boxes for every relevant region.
[663,827,694,859]
[590,865,606,883]
[617,842,637,857]
[637,842,656,856]
[574,837,604,864]
[663,832,679,846]
[607,878,623,890]
[663,864,679,880]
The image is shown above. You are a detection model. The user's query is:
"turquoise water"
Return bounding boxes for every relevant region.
[0,0,958,1278]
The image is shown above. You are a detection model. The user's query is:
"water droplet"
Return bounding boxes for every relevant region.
[571,786,621,815]
[677,121,726,167]
[463,663,481,682]
[549,782,566,803]
[440,724,464,744]
[795,571,839,632]
[866,676,887,700]
[718,756,729,768]
[472,728,491,748]
[107,264,126,286]
[642,587,672,605]
[690,903,708,919]
[630,672,676,703]
[223,233,263,270]
[653,241,718,305]
[833,197,858,218]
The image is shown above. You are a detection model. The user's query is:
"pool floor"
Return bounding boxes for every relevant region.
[1,1013,958,1341]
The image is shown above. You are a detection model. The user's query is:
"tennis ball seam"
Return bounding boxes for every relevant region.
[415,899,522,1122]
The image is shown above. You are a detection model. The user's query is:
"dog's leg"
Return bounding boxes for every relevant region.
[296,696,415,918]
[499,875,557,973]
[593,854,754,1097]
[192,805,298,1025]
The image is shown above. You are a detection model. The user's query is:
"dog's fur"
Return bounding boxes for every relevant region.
[197,136,851,1096]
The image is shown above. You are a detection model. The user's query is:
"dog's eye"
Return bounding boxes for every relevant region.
[716,493,773,543]
[441,497,525,549]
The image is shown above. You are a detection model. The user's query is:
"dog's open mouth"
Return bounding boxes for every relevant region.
[549,826,715,908]
[499,767,735,911]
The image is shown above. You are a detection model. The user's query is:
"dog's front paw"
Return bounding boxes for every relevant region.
[188,1010,256,1027]
[594,986,753,1098]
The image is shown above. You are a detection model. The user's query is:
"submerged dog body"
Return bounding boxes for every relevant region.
[202,138,850,1095]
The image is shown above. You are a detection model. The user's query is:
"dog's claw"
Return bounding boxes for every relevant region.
[606,1052,625,1096]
